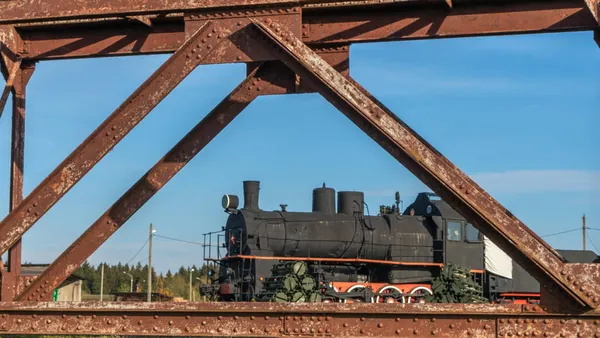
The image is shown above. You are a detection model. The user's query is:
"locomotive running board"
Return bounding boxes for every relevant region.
[250,18,600,311]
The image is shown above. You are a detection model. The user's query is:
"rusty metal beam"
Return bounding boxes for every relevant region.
[301,0,596,45]
[0,302,599,336]
[0,0,296,24]
[16,62,282,301]
[17,0,598,60]
[250,18,600,310]
[0,59,21,118]
[1,61,35,302]
[0,20,229,258]
[585,0,600,23]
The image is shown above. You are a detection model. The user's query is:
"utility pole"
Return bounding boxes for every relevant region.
[148,223,154,302]
[189,268,195,301]
[100,263,104,301]
[583,214,587,251]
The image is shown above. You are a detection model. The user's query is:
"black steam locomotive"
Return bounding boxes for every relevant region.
[201,181,599,304]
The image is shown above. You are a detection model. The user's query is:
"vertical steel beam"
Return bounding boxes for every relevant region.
[0,20,229,257]
[250,19,599,310]
[1,61,35,301]
[16,62,281,301]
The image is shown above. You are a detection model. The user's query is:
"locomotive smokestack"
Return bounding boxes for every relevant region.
[243,180,260,211]
[313,183,335,214]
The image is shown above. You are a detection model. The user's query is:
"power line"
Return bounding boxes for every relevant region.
[126,238,150,265]
[154,234,202,246]
[586,227,600,232]
[540,228,581,238]
[587,236,600,253]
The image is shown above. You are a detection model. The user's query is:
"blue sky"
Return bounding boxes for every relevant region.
[0,31,599,273]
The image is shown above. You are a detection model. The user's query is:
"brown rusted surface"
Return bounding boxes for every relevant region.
[0,20,228,258]
[16,0,598,61]
[0,25,20,80]
[16,62,282,302]
[250,19,600,310]
[21,22,185,60]
[0,61,34,302]
[0,59,21,119]
[585,0,600,22]
[0,0,296,24]
[302,0,596,45]
[0,302,599,336]
[184,5,301,65]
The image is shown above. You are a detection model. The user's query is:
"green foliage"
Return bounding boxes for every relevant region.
[71,261,214,300]
[425,263,488,304]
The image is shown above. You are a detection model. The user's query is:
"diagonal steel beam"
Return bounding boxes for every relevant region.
[16,62,281,301]
[250,19,599,310]
[0,20,228,257]
[0,59,21,119]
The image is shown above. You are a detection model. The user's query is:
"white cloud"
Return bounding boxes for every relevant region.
[470,170,600,195]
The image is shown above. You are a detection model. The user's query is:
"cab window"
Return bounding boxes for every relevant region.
[446,221,462,241]
[465,223,481,242]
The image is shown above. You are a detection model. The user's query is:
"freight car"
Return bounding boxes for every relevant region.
[200,181,598,304]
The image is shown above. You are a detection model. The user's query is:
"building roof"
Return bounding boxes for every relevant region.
[20,263,87,281]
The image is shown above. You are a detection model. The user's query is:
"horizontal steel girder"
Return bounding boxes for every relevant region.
[16,62,282,301]
[0,302,599,336]
[12,0,598,61]
[248,18,600,310]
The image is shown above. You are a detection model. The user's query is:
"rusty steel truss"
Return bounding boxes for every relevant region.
[0,0,600,336]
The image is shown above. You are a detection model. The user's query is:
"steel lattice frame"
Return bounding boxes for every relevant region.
[0,0,599,336]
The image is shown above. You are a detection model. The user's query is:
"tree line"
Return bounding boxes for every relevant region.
[73,261,217,300]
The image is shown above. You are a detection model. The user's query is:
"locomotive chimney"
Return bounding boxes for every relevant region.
[313,183,335,214]
[337,191,364,215]
[243,180,260,211]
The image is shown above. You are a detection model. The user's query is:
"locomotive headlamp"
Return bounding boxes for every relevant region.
[222,194,239,210]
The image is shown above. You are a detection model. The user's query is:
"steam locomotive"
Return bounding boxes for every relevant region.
[201,181,599,304]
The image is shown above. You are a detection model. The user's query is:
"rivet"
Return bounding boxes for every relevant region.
[287,316,292,320]
[185,327,190,332]
[280,328,284,333]
[595,297,600,303]
[326,328,331,333]
[360,317,365,321]
[568,276,574,281]
[533,319,538,323]
[202,321,207,325]
[431,330,436,335]
[595,320,600,325]
[544,333,550,337]
[138,320,142,325]
[168,320,173,326]
[587,292,592,297]
[467,330,473,336]
[560,270,567,275]
[294,328,299,333]
[343,323,348,327]
[595,333,600,338]
[46,320,51,324]
[265,328,269,333]
[467,318,473,323]
[233,328,238,333]
[361,329,366,334]
[396,329,401,335]
[508,319,514,324]
[154,315,159,319]
[327,316,332,321]
[62,315,66,319]
[578,333,583,337]
[378,323,383,328]
[212,28,217,33]
[395,318,400,322]
[577,320,582,324]
[517,319,523,324]
[250,328,255,333]
[485,324,491,329]
[431,318,436,322]
[301,328,306,333]
[265,316,269,320]
[414,318,418,322]
[197,54,202,59]
[413,329,419,335]
[524,305,531,311]
[77,326,82,331]
[107,320,112,325]
[236,56,242,60]
[560,333,566,337]
[234,316,239,320]
[294,316,298,321]
[449,324,455,329]
[217,328,222,333]
[574,281,580,286]
[310,328,315,333]
[207,33,212,37]
[544,319,550,324]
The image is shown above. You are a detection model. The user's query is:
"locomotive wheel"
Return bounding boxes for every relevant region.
[344,284,374,303]
[406,286,433,303]
[375,285,405,304]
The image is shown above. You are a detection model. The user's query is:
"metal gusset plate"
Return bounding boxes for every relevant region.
[0,20,228,258]
[16,62,283,301]
[249,18,600,310]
